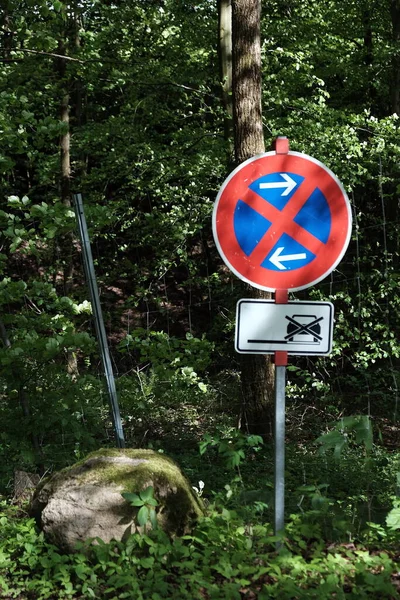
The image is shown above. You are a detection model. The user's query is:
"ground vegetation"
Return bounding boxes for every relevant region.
[0,0,399,596]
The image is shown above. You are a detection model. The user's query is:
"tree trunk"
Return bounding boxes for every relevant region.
[390,0,400,115]
[232,0,264,163]
[231,0,274,436]
[56,36,74,291]
[56,9,79,379]
[387,1,400,231]
[0,318,11,349]
[60,87,71,212]
[362,6,376,107]
[218,0,233,141]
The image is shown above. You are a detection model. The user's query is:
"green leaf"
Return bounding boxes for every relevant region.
[311,494,329,510]
[146,497,158,507]
[75,564,87,580]
[386,506,400,531]
[137,505,149,527]
[45,338,59,352]
[316,429,347,458]
[333,438,347,460]
[139,556,154,569]
[53,0,63,11]
[149,507,158,529]
[121,492,143,507]
[246,435,263,448]
[140,486,155,503]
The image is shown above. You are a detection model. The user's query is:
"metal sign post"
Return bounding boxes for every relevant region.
[213,135,351,546]
[234,294,335,540]
[73,193,125,449]
[274,289,288,541]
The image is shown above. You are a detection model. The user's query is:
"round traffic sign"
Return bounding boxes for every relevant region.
[212,151,352,292]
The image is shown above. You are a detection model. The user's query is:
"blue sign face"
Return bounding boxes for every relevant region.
[233,172,332,272]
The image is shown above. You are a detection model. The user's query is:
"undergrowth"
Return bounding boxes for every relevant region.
[0,495,399,600]
[1,424,399,599]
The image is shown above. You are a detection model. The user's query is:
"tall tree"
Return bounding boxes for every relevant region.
[55,1,80,378]
[218,0,233,141]
[390,0,400,115]
[231,0,274,436]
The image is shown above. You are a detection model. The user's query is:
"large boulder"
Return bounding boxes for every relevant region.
[30,448,203,552]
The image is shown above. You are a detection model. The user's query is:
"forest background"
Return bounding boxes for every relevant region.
[0,0,400,597]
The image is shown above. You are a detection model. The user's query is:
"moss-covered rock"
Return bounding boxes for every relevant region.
[30,448,204,552]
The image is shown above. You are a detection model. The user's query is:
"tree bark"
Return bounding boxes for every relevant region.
[60,88,71,211]
[361,6,377,107]
[390,0,400,115]
[0,318,11,349]
[56,36,74,293]
[56,7,79,379]
[232,0,264,162]
[232,0,274,436]
[218,0,233,141]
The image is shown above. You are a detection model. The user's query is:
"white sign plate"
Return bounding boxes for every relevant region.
[235,299,334,355]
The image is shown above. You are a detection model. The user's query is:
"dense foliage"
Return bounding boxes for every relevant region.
[0,0,399,596]
[0,482,400,599]
[0,0,398,473]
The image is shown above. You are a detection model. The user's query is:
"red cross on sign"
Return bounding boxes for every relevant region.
[212,150,352,291]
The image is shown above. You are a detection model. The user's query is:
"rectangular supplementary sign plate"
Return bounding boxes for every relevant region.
[235,299,334,356]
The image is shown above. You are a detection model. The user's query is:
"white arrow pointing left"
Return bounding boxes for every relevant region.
[259,173,297,197]
[269,246,307,270]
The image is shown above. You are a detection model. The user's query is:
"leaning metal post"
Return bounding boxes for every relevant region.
[73,193,125,448]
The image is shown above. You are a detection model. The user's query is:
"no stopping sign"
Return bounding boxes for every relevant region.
[212,151,352,292]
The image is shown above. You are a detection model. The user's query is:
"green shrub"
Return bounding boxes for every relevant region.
[0,498,399,600]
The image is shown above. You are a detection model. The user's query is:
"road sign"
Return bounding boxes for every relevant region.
[213,151,352,291]
[235,299,334,355]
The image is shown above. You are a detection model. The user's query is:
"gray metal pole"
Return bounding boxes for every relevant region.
[274,364,286,541]
[73,193,125,448]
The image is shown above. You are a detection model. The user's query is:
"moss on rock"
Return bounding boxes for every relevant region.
[30,448,204,551]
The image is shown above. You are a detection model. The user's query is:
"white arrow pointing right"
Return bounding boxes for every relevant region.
[259,173,297,197]
[269,247,307,270]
